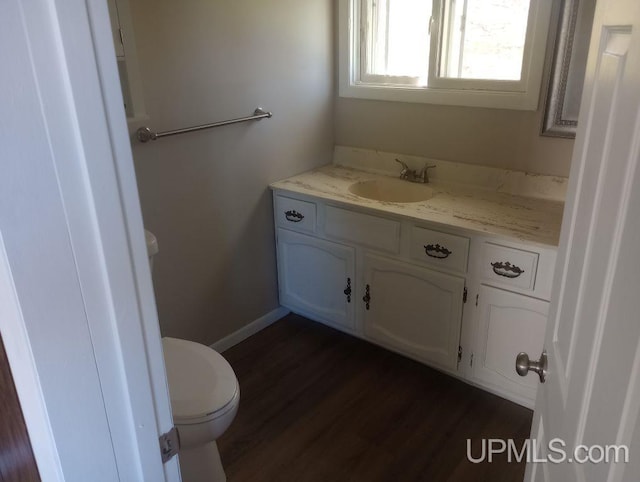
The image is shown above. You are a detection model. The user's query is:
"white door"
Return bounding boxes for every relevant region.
[524,0,640,480]
[277,229,356,330]
[362,254,465,371]
[0,0,179,480]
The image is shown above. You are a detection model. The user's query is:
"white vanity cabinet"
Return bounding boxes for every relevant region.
[277,229,356,332]
[362,254,465,372]
[272,190,557,408]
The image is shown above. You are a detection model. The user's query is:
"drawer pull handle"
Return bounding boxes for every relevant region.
[424,244,452,259]
[344,278,352,303]
[491,261,524,279]
[284,210,304,222]
[362,284,371,310]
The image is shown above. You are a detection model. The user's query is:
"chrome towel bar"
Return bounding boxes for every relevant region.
[136,107,273,143]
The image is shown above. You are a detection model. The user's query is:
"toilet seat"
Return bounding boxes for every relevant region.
[175,387,239,426]
[162,337,239,424]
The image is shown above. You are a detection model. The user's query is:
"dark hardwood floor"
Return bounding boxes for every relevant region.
[217,314,532,482]
[0,334,40,482]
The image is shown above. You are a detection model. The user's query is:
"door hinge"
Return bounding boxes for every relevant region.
[159,426,180,463]
[118,28,124,46]
[457,345,463,367]
[475,294,479,306]
[470,353,474,367]
[463,287,468,303]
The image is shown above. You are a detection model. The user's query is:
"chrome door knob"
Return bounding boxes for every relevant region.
[516,350,548,383]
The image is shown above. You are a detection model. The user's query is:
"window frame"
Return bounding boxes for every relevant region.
[338,0,553,110]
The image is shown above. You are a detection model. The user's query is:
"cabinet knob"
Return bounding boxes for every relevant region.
[424,244,451,259]
[284,210,304,222]
[491,261,524,278]
[362,284,371,310]
[343,278,352,303]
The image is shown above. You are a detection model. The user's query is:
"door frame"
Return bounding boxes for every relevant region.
[0,0,178,480]
[0,236,63,480]
[525,0,640,479]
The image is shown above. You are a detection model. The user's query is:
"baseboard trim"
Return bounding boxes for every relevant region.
[210,306,290,353]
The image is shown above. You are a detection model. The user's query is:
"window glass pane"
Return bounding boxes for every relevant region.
[364,0,432,81]
[441,0,531,81]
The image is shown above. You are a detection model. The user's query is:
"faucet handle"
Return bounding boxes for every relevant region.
[395,158,410,179]
[420,164,437,183]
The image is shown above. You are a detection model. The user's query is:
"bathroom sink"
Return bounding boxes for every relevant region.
[349,178,434,203]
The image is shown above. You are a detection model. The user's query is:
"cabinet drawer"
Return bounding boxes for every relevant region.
[410,226,469,273]
[481,243,539,292]
[275,195,316,233]
[324,206,400,253]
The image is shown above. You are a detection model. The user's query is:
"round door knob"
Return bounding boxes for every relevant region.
[515,352,531,376]
[515,350,548,383]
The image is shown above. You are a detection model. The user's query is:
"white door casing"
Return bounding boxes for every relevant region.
[526,0,640,480]
[0,0,179,480]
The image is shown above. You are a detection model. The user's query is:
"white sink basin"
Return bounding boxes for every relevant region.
[349,178,434,203]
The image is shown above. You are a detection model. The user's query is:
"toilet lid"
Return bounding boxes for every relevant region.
[162,337,238,421]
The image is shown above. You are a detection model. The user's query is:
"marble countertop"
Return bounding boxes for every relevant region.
[270,165,564,247]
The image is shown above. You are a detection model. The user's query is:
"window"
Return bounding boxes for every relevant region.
[339,0,552,110]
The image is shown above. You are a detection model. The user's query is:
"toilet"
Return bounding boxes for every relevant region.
[145,230,239,482]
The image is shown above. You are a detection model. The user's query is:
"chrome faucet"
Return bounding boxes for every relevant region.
[395,159,436,184]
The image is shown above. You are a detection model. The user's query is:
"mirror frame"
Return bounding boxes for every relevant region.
[542,0,596,138]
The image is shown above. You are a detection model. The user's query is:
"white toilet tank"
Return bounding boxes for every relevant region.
[145,230,159,271]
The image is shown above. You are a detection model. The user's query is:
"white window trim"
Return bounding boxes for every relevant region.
[338,0,553,110]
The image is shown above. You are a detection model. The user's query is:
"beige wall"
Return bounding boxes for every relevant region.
[335,98,574,177]
[128,0,573,345]
[129,0,334,345]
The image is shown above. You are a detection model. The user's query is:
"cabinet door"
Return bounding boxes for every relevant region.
[277,229,355,331]
[362,254,465,372]
[473,285,548,407]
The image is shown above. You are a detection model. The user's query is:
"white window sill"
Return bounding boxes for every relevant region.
[339,82,541,111]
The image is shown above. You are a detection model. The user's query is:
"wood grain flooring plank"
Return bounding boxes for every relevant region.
[218,314,532,482]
